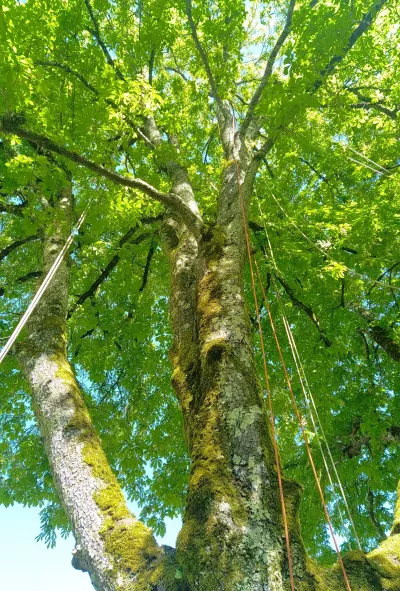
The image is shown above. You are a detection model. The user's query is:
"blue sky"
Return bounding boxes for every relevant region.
[0,503,182,590]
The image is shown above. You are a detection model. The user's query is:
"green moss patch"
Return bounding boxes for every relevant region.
[368,534,400,589]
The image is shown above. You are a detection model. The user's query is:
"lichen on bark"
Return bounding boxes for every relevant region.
[15,182,173,591]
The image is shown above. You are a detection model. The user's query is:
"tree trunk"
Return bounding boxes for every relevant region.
[166,162,393,590]
[165,162,306,590]
[14,177,400,590]
[15,185,174,591]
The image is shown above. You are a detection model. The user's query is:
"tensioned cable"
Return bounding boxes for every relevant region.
[0,196,94,365]
[252,255,352,591]
[346,155,390,177]
[280,305,362,549]
[338,142,392,176]
[267,189,400,293]
[256,195,362,548]
[234,159,296,591]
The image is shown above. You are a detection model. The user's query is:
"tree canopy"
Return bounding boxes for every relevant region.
[0,0,399,579]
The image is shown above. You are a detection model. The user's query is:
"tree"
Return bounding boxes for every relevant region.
[1,0,400,589]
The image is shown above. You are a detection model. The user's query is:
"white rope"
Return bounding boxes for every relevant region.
[279,310,362,550]
[346,155,390,177]
[256,196,362,549]
[339,142,391,175]
[0,197,93,365]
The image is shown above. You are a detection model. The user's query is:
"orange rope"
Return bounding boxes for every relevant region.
[253,257,352,591]
[234,160,295,591]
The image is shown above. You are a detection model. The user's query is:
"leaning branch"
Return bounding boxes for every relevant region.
[0,117,203,238]
[83,0,125,81]
[241,0,295,137]
[312,0,387,94]
[35,61,147,141]
[252,0,387,165]
[276,274,332,347]
[69,230,151,317]
[139,239,155,292]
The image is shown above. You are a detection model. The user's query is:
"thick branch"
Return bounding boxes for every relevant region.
[241,0,295,137]
[0,198,25,217]
[367,325,400,362]
[0,117,203,238]
[351,303,400,362]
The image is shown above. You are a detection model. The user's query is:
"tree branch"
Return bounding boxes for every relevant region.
[367,325,400,363]
[69,230,151,317]
[276,274,332,347]
[34,61,143,137]
[185,0,224,114]
[0,198,26,217]
[351,303,400,362]
[17,270,42,283]
[0,117,203,238]
[252,0,387,167]
[149,48,156,86]
[349,100,399,120]
[345,85,399,120]
[0,234,39,263]
[300,156,335,197]
[369,261,400,295]
[367,487,387,542]
[83,0,125,81]
[342,421,400,458]
[312,0,387,94]
[139,239,155,292]
[240,0,296,137]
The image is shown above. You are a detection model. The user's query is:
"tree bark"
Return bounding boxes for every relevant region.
[10,144,399,591]
[163,157,308,590]
[165,156,396,590]
[15,184,176,591]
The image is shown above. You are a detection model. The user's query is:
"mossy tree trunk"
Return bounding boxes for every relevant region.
[163,125,399,590]
[15,182,173,591]
[164,135,309,589]
[11,116,400,591]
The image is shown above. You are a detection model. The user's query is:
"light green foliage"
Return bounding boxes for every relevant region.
[0,0,399,579]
